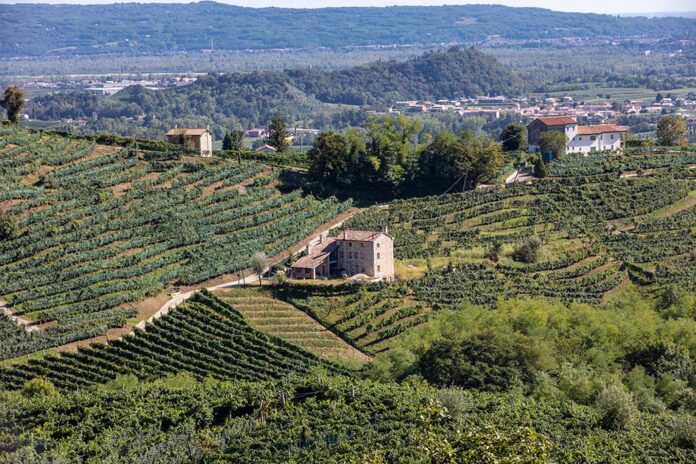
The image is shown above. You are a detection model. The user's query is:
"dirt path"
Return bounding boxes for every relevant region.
[37,207,362,355]
[0,300,39,332]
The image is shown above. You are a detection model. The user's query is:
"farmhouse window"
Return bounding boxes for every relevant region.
[590,136,596,141]
[377,265,381,272]
[377,252,381,259]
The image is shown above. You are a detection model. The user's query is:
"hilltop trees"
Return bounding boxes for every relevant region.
[307,116,502,199]
[266,116,290,152]
[656,115,687,146]
[0,86,25,124]
[416,130,503,194]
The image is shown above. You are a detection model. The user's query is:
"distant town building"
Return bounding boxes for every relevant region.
[291,229,394,281]
[527,116,627,156]
[166,128,213,157]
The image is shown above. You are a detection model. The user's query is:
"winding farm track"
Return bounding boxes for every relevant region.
[40,206,365,355]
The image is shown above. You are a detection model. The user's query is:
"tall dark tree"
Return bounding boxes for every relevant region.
[265,116,290,152]
[222,130,244,152]
[1,86,26,124]
[308,131,349,184]
[500,123,526,152]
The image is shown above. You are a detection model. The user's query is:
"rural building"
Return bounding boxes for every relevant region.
[255,144,277,153]
[166,128,213,157]
[527,116,627,157]
[291,229,394,281]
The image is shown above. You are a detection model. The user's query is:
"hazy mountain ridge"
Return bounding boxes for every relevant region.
[2,2,695,57]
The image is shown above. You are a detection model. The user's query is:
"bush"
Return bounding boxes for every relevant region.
[0,212,17,241]
[596,385,637,430]
[512,235,542,263]
[674,418,696,449]
[22,378,58,399]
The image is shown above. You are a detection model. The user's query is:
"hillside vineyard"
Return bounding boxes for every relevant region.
[0,128,350,359]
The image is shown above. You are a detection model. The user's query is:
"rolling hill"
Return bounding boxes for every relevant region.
[30,47,523,137]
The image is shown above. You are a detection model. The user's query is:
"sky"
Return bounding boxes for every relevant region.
[1,0,694,16]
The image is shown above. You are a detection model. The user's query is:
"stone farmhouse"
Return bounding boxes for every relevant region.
[166,127,213,157]
[290,230,394,281]
[527,116,628,158]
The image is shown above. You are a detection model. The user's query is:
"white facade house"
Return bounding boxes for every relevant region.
[527,117,627,156]
[567,125,627,154]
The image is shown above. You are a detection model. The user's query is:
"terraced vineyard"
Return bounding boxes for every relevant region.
[276,282,429,355]
[215,287,370,363]
[0,128,351,360]
[269,155,696,354]
[0,291,344,390]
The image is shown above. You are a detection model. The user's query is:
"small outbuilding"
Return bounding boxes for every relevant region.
[166,127,213,157]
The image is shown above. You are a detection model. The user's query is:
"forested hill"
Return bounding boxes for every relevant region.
[3,2,695,58]
[31,48,522,135]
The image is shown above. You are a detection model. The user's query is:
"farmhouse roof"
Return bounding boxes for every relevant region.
[166,128,210,136]
[576,124,629,135]
[533,116,577,126]
[291,238,339,269]
[340,229,391,242]
[255,144,277,153]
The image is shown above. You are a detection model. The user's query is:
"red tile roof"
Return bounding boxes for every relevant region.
[166,128,210,136]
[576,124,628,135]
[534,116,577,126]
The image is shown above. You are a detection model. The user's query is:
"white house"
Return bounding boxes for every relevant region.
[527,116,627,156]
[567,124,628,154]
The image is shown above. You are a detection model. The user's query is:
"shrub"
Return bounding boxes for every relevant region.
[0,212,17,241]
[674,418,696,449]
[596,385,637,430]
[512,235,542,263]
[22,378,58,399]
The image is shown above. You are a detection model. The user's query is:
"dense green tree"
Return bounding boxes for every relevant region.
[656,115,687,146]
[538,131,567,159]
[417,130,502,194]
[0,86,26,124]
[416,332,539,392]
[265,115,290,152]
[222,129,244,152]
[500,123,526,152]
[308,131,349,184]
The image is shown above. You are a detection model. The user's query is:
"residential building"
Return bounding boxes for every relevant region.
[568,124,628,153]
[527,116,627,156]
[166,128,213,156]
[290,229,394,281]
